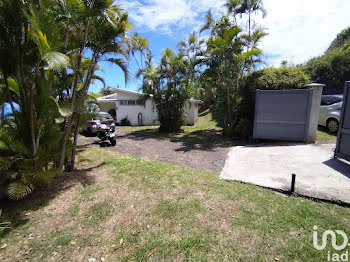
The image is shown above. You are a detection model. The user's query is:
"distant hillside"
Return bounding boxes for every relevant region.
[304,27,350,94]
[326,27,350,54]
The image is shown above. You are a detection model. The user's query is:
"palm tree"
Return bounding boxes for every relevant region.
[235,0,266,37]
[204,16,262,127]
[224,0,242,25]
[69,3,131,171]
[58,0,131,170]
[178,31,204,93]
[0,0,137,199]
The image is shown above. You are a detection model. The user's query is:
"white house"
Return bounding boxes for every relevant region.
[97,88,201,126]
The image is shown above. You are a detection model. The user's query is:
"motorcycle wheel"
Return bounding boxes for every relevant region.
[110,138,116,146]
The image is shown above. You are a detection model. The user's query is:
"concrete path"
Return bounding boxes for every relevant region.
[220,143,350,204]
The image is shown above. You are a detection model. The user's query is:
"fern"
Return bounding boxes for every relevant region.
[8,182,34,200]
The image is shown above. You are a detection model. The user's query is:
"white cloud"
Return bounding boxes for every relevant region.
[120,0,225,35]
[259,0,350,66]
[121,0,350,66]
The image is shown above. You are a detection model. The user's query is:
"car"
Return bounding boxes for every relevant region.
[82,112,115,136]
[318,95,343,133]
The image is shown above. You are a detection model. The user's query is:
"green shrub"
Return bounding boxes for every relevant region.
[244,67,309,91]
[232,67,309,138]
[304,43,350,94]
[233,119,253,138]
[120,117,131,126]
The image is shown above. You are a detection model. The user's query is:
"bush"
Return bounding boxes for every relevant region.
[244,67,309,91]
[233,119,253,138]
[304,43,350,94]
[120,117,131,126]
[233,67,309,138]
[157,89,187,133]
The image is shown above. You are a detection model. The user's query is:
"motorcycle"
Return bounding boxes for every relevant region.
[96,124,116,147]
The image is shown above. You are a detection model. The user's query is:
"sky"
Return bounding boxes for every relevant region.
[90,0,350,93]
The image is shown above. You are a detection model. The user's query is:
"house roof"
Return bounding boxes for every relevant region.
[98,87,202,103]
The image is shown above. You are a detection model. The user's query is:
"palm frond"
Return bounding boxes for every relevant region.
[106,58,129,84]
[43,52,69,71]
[91,75,106,87]
[6,77,19,96]
[8,181,33,200]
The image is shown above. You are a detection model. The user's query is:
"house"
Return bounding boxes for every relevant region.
[97,88,201,126]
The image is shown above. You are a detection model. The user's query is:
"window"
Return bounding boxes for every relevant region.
[119,100,138,106]
[99,113,113,119]
[321,95,343,106]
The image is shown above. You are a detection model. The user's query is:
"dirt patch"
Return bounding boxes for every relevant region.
[79,127,230,174]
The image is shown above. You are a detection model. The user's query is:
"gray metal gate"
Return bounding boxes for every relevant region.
[253,84,324,143]
[335,81,350,161]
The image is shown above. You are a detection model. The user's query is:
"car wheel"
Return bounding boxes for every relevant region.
[87,127,93,137]
[327,119,339,133]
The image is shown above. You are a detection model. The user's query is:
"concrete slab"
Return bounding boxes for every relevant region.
[220,143,350,204]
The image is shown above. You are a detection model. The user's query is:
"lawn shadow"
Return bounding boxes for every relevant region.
[171,129,248,151]
[0,159,107,239]
[209,108,225,128]
[119,128,246,151]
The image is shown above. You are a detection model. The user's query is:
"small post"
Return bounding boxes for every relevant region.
[290,174,296,194]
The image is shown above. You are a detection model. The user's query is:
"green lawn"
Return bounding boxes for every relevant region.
[316,126,337,143]
[0,147,349,261]
[120,109,337,145]
[119,109,242,148]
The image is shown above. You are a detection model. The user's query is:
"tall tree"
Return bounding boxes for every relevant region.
[0,0,138,199]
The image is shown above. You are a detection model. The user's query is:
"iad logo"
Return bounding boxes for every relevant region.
[313,226,349,250]
[313,226,349,262]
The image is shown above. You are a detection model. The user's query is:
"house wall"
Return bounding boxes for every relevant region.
[98,90,199,126]
[118,99,158,126]
[183,101,199,125]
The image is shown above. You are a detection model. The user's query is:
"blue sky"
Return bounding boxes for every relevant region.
[90,0,350,94]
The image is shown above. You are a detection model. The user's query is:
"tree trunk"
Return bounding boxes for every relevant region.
[28,81,37,156]
[58,18,89,171]
[69,55,97,171]
[248,13,251,38]
[0,104,4,122]
[69,116,80,171]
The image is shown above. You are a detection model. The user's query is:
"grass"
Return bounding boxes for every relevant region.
[119,109,337,146]
[316,126,337,142]
[87,201,112,223]
[118,109,244,148]
[0,147,349,261]
[67,204,80,217]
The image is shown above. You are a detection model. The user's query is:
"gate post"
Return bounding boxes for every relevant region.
[334,81,350,161]
[304,83,325,143]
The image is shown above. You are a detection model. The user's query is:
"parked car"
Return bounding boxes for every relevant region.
[82,112,115,136]
[319,95,343,133]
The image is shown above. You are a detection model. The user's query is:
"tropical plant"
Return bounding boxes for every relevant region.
[0,0,139,199]
[233,67,309,137]
[100,86,117,96]
[138,49,189,132]
[304,27,350,94]
[120,117,131,126]
[200,13,263,130]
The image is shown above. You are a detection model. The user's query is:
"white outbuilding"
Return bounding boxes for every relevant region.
[97,88,201,126]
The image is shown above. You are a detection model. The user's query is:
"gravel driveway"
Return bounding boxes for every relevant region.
[79,127,230,174]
